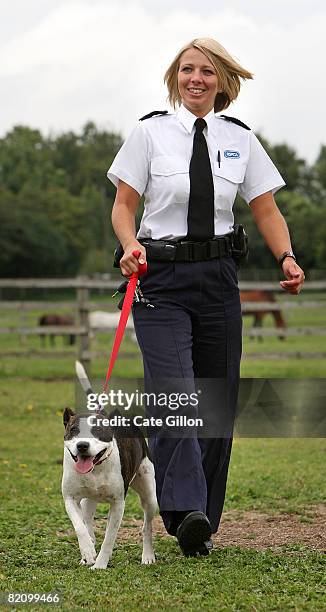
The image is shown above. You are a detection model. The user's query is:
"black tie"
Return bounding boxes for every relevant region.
[186,117,215,241]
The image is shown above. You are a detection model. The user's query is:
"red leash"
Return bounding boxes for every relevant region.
[103,250,147,392]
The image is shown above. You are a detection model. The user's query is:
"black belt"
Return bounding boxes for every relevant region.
[139,235,233,263]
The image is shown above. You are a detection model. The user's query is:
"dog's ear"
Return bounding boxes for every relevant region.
[108,407,121,419]
[63,407,75,427]
[96,407,109,418]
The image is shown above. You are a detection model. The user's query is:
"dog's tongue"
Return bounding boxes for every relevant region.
[75,456,93,474]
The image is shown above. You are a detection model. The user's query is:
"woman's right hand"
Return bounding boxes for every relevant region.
[120,240,147,277]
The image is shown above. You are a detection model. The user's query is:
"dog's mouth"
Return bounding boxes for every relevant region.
[69,448,108,474]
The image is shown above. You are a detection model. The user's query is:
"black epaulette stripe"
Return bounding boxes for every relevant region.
[139,110,169,121]
[220,115,251,130]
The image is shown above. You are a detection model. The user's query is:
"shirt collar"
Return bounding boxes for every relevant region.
[177,104,215,134]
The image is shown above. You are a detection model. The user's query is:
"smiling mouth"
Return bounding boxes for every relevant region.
[69,448,108,474]
[188,88,206,94]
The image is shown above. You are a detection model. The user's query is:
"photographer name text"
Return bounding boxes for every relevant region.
[87,414,203,428]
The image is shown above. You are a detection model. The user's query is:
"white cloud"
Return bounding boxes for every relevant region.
[0,1,325,163]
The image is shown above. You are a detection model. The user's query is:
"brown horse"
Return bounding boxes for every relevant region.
[38,314,75,347]
[240,290,286,340]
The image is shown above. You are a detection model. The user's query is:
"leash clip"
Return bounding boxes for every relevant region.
[135,282,155,308]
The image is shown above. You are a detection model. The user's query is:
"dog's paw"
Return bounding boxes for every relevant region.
[79,544,97,566]
[142,551,156,564]
[90,558,109,570]
[79,554,96,566]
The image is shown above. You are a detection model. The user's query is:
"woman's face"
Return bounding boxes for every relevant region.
[177,48,219,117]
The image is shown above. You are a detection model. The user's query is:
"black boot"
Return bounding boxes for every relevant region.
[176,511,212,557]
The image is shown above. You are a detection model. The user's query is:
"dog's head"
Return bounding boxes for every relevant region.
[63,408,114,474]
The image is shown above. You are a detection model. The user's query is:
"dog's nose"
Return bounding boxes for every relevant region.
[76,441,90,454]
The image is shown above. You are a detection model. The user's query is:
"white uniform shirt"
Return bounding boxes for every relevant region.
[107,104,285,240]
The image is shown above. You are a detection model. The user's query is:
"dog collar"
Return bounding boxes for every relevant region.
[95,447,112,467]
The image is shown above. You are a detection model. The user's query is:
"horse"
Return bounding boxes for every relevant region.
[88,311,137,343]
[240,290,286,340]
[89,311,134,331]
[38,314,76,347]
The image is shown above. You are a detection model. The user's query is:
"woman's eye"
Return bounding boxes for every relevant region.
[203,70,214,76]
[181,66,191,72]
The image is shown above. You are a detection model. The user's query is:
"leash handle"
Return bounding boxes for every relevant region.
[131,250,147,277]
[103,250,147,392]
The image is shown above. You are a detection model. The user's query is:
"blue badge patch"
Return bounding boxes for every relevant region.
[224,150,240,159]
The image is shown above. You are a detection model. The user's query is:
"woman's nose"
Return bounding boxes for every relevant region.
[190,71,203,83]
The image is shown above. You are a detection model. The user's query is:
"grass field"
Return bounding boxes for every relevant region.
[0,294,325,610]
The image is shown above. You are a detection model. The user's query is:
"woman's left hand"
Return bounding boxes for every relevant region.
[280,259,305,294]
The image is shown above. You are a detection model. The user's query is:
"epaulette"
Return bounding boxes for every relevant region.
[139,110,169,121]
[220,115,251,130]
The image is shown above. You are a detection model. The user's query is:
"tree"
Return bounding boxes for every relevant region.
[0,188,69,277]
[314,145,326,191]
[0,126,55,194]
[0,122,324,276]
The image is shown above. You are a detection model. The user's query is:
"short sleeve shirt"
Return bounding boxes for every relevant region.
[107,104,285,240]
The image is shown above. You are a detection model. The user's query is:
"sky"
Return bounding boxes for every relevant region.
[1,0,326,164]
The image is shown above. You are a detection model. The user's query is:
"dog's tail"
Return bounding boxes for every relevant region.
[75,360,93,394]
[75,360,105,413]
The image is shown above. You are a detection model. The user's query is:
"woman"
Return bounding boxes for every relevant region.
[107,38,305,556]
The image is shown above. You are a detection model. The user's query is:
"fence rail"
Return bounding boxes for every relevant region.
[0,278,325,364]
[1,300,326,312]
[1,278,326,290]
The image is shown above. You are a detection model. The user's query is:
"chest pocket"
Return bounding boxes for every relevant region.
[213,160,246,209]
[150,156,190,204]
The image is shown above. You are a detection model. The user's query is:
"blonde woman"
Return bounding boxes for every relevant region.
[108,38,305,557]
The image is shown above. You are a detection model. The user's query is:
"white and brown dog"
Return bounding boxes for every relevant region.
[62,362,157,569]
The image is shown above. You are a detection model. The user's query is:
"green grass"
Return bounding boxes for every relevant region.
[0,381,325,610]
[0,296,325,610]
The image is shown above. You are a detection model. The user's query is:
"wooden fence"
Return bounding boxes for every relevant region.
[0,278,325,365]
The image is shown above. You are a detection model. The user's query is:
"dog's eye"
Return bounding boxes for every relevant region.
[69,426,78,436]
[92,427,102,437]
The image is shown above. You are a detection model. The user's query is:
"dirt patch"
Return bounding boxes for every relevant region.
[116,504,326,552]
[57,504,326,552]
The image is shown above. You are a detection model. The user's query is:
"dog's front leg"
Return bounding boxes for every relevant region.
[80,498,97,545]
[91,500,125,570]
[64,497,96,566]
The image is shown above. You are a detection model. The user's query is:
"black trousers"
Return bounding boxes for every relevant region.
[132,256,242,535]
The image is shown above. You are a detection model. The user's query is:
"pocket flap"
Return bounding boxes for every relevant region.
[213,161,246,184]
[151,156,189,176]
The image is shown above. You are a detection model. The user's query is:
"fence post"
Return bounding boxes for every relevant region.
[77,286,90,371]
[19,302,27,347]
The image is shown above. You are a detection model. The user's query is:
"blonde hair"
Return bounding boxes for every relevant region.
[164,37,253,112]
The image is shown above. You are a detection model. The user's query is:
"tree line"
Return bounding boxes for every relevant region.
[0,121,325,277]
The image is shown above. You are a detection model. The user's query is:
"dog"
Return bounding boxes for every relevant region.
[61,361,157,569]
